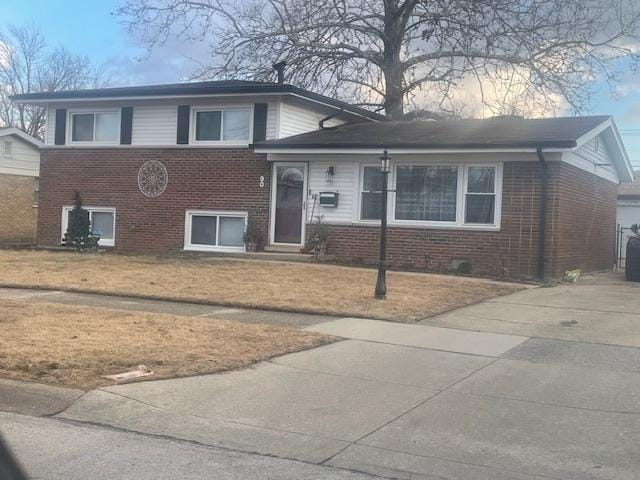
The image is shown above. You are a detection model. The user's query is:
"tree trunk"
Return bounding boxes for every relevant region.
[383,63,404,119]
[382,1,406,119]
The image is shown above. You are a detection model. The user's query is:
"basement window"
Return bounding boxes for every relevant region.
[184,210,247,252]
[61,206,116,246]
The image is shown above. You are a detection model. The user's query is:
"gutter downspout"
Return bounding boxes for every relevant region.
[536,147,548,280]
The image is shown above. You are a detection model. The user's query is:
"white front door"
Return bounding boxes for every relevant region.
[270,162,307,246]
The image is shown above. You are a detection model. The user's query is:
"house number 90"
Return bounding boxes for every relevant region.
[259,175,265,188]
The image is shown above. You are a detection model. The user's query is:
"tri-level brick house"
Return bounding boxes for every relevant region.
[13,81,632,279]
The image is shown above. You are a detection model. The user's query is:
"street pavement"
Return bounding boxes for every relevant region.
[2,272,640,479]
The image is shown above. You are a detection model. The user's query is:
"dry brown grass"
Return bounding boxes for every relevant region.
[0,250,525,322]
[0,299,332,389]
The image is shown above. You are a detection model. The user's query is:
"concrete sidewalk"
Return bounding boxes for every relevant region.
[0,286,337,327]
[4,273,640,479]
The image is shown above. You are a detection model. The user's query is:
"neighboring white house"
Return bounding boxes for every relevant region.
[0,127,42,244]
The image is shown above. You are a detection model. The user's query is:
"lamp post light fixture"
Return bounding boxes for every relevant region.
[375,149,391,299]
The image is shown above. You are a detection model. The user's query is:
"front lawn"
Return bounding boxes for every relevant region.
[0,250,525,322]
[0,299,332,389]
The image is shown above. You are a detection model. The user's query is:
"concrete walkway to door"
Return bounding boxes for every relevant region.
[5,272,640,479]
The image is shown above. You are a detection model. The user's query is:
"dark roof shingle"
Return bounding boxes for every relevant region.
[255,115,611,150]
[10,80,384,120]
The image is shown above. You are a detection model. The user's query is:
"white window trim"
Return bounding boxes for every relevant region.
[3,140,12,157]
[67,108,121,146]
[190,106,253,146]
[356,163,386,224]
[462,163,502,228]
[61,206,116,247]
[184,209,248,253]
[354,161,502,231]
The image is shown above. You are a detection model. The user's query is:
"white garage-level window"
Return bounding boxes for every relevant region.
[61,206,116,246]
[184,210,247,252]
[362,162,502,229]
[359,165,384,221]
[395,165,459,222]
[69,110,120,144]
[192,108,252,143]
[464,165,497,225]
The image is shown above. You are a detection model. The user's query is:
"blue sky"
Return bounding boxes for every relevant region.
[3,0,640,165]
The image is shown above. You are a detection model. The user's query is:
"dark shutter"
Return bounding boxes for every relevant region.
[252,103,268,143]
[176,105,190,144]
[54,109,67,145]
[120,107,133,145]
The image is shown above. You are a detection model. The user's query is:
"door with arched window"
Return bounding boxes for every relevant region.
[270,163,307,246]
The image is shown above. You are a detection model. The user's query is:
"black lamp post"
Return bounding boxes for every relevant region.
[375,149,391,299]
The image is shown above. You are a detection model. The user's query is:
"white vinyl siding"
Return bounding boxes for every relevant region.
[131,105,178,145]
[562,134,619,183]
[279,101,344,138]
[306,161,356,224]
[46,99,282,146]
[286,152,513,230]
[265,101,278,140]
[45,105,56,146]
[0,135,40,177]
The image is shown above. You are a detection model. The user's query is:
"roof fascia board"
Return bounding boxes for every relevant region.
[286,92,379,120]
[14,91,380,121]
[254,147,567,154]
[573,118,612,147]
[574,117,633,182]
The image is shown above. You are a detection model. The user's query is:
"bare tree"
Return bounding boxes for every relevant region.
[117,0,640,119]
[0,25,106,139]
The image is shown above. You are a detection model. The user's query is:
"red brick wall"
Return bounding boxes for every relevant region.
[38,150,617,279]
[37,148,271,252]
[319,161,617,279]
[548,162,617,276]
[322,162,546,279]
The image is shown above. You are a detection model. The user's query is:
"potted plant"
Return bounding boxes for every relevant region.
[243,220,261,252]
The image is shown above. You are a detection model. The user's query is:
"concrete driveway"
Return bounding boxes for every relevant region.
[3,272,640,479]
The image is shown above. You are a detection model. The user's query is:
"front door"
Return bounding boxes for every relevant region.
[271,163,307,245]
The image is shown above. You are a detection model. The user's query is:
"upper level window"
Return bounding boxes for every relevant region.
[4,141,12,157]
[71,111,120,143]
[194,108,251,142]
[395,165,458,222]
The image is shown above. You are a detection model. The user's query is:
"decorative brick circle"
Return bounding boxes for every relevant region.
[138,160,168,198]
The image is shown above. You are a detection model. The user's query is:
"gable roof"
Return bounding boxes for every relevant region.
[10,80,384,121]
[256,115,633,182]
[255,115,611,150]
[0,127,43,148]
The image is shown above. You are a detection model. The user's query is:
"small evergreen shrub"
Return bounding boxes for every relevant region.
[62,192,98,252]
